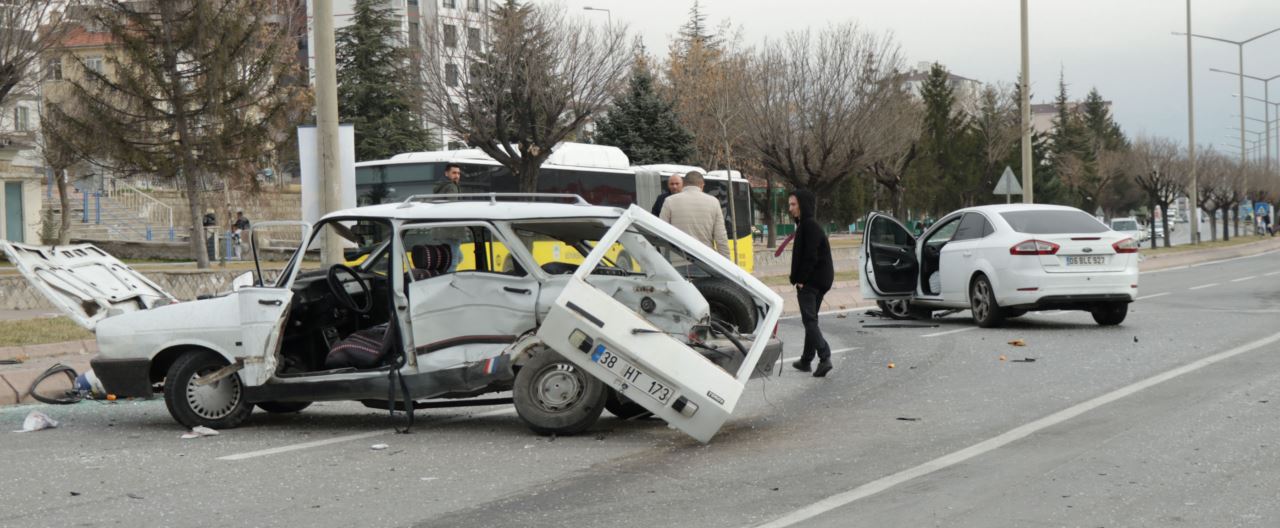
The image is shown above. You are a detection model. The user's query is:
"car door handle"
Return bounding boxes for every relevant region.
[258,299,283,306]
[503,286,531,295]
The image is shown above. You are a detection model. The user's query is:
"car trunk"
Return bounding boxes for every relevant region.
[1036,234,1131,273]
[1,242,176,330]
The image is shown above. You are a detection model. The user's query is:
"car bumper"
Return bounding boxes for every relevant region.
[89,357,154,398]
[999,270,1138,309]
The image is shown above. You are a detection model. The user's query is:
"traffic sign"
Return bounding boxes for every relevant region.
[993,166,1022,203]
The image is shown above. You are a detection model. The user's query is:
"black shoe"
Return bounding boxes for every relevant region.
[791,360,812,372]
[813,360,833,377]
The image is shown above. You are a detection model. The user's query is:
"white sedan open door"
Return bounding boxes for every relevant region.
[536,205,783,443]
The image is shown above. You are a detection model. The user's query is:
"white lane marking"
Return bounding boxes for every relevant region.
[1230,276,1257,283]
[921,327,979,338]
[752,329,1280,528]
[1265,271,1280,277]
[218,408,515,461]
[1188,283,1218,291]
[782,347,859,364]
[1136,292,1170,301]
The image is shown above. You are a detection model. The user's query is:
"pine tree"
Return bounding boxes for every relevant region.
[337,0,434,161]
[47,0,308,268]
[917,63,971,210]
[595,62,695,165]
[676,1,718,58]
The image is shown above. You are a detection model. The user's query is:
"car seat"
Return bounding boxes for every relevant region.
[409,244,452,280]
[324,323,391,370]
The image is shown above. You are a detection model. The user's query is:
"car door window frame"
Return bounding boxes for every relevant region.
[951,212,992,242]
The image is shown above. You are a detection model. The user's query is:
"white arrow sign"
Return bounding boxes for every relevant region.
[993,166,1023,203]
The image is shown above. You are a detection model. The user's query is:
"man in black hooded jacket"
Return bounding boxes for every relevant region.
[788,189,835,377]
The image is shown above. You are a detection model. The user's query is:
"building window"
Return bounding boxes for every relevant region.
[409,22,420,47]
[467,0,479,12]
[443,24,457,48]
[45,58,62,80]
[445,63,459,87]
[84,56,104,75]
[467,27,480,52]
[14,106,29,132]
[442,0,455,8]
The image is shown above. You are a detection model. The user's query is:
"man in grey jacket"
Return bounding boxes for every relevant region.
[660,171,731,259]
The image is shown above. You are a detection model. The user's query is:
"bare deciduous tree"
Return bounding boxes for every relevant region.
[422,2,631,192]
[0,1,77,110]
[1129,137,1184,248]
[741,23,905,207]
[864,84,921,218]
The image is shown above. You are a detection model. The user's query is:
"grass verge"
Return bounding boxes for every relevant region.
[0,317,93,347]
[1141,234,1269,258]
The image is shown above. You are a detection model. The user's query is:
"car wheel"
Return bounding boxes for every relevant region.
[164,350,253,429]
[1090,303,1128,326]
[969,274,1005,328]
[256,401,312,413]
[514,349,607,436]
[694,278,758,332]
[877,299,932,320]
[604,389,649,419]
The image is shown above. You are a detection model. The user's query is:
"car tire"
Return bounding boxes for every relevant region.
[968,274,1005,328]
[256,401,312,414]
[604,389,649,419]
[514,349,607,436]
[694,278,758,332]
[877,299,932,320]
[1004,309,1027,319]
[1090,303,1128,326]
[164,350,253,429]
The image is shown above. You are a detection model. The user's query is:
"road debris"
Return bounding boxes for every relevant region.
[862,323,939,328]
[1007,339,1026,347]
[1134,336,1139,343]
[887,362,896,369]
[15,410,58,432]
[999,355,1007,362]
[370,443,389,451]
[896,417,921,422]
[1011,358,1037,363]
[180,426,220,439]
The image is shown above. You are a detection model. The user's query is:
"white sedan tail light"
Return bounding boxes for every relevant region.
[1112,237,1139,254]
[1010,239,1060,255]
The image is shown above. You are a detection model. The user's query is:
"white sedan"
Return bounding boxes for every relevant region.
[859,204,1140,327]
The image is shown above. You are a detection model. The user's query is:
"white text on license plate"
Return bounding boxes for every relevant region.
[1065,255,1106,265]
[592,347,673,404]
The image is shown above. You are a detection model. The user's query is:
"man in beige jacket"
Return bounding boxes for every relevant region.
[660,171,731,259]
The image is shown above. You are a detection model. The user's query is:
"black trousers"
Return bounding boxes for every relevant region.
[797,286,831,363]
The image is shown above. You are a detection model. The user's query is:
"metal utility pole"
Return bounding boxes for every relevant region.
[1175,25,1280,219]
[1184,0,1198,244]
[1019,0,1033,203]
[1214,71,1280,177]
[315,0,343,265]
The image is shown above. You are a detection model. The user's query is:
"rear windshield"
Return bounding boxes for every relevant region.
[1000,210,1108,234]
[1111,220,1138,231]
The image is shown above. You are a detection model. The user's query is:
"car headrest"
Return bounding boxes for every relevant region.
[411,244,453,273]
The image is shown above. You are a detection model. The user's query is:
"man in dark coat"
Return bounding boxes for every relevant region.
[650,173,684,217]
[788,189,835,377]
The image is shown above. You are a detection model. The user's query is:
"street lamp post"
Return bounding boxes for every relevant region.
[1174,26,1280,206]
[1213,70,1279,177]
[582,6,611,27]
[1020,0,1033,203]
[1233,93,1280,179]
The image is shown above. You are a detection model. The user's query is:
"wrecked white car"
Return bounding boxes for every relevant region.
[3,194,783,442]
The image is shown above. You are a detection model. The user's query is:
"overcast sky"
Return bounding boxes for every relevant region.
[555,0,1280,158]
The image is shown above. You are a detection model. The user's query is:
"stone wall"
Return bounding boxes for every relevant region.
[0,269,283,311]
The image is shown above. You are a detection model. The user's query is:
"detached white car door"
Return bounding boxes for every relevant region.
[535,205,783,443]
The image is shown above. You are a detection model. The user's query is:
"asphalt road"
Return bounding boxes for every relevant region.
[3,250,1280,528]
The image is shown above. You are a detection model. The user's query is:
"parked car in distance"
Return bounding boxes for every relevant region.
[1109,217,1147,242]
[860,204,1139,327]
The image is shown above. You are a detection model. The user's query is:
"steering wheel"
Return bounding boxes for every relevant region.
[326,264,372,314]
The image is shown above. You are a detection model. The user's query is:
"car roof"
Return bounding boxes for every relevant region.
[955,203,1086,215]
[321,200,624,223]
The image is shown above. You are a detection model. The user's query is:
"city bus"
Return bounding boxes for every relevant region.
[354,143,754,271]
